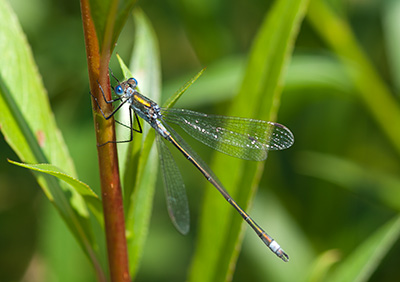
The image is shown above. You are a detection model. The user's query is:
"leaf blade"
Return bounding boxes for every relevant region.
[328,215,400,282]
[0,1,103,273]
[119,9,161,278]
[89,0,137,52]
[189,0,309,280]
[8,160,104,227]
[163,67,206,109]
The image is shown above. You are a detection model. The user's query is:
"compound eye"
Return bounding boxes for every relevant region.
[128,77,138,87]
[115,85,124,95]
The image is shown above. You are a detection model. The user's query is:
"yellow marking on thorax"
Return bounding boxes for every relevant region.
[134,94,151,107]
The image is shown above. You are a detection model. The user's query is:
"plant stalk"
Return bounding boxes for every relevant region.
[80,0,131,281]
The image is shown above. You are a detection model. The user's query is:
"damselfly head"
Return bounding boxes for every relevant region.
[114,78,138,97]
[127,78,138,88]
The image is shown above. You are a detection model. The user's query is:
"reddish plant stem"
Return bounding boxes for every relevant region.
[80,0,130,281]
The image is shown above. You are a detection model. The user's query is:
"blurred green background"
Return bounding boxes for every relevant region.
[1,0,400,281]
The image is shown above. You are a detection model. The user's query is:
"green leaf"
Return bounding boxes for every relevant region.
[382,0,400,92]
[306,250,341,282]
[307,0,400,156]
[189,0,309,281]
[8,161,103,227]
[327,215,400,282]
[296,152,400,280]
[118,9,161,278]
[285,54,352,93]
[0,0,103,273]
[118,10,206,277]
[162,54,353,109]
[163,67,206,109]
[89,0,137,52]
[116,53,133,79]
[296,151,400,211]
[245,193,315,281]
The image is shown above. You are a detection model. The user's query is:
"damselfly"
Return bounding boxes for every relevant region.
[92,75,294,262]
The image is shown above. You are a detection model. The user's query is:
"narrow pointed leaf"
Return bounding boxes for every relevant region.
[0,0,103,273]
[189,0,309,281]
[307,0,400,156]
[296,152,400,211]
[8,160,103,227]
[163,67,206,109]
[89,0,137,52]
[328,215,400,282]
[117,53,133,79]
[119,9,205,277]
[119,9,161,278]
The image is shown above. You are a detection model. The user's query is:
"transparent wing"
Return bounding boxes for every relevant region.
[160,121,233,230]
[156,134,190,235]
[162,122,227,193]
[161,108,294,161]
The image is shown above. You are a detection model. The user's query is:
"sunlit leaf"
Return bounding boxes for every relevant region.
[189,0,309,280]
[245,193,316,281]
[162,54,353,109]
[119,9,161,279]
[307,0,400,156]
[117,53,133,79]
[163,68,206,109]
[0,0,102,273]
[382,0,400,92]
[116,9,207,278]
[306,250,341,282]
[8,161,103,227]
[327,215,400,282]
[89,0,137,52]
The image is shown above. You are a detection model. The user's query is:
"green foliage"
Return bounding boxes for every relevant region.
[0,0,103,279]
[1,0,400,281]
[189,0,309,281]
[8,161,103,226]
[115,9,161,278]
[327,215,400,282]
[118,29,207,276]
[89,0,137,52]
[308,0,400,155]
